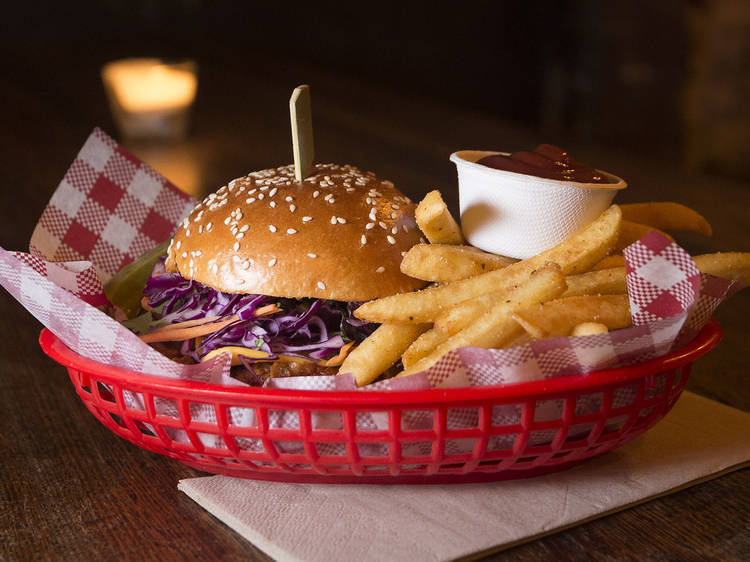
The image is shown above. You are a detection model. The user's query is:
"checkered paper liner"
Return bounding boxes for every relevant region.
[0,128,741,453]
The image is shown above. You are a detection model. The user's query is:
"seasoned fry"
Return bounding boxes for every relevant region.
[397,266,567,377]
[562,267,627,297]
[572,322,609,337]
[414,190,465,244]
[615,221,674,253]
[339,323,429,386]
[400,243,516,282]
[433,293,499,336]
[563,252,750,298]
[356,205,621,324]
[401,327,448,368]
[512,294,631,339]
[439,264,629,335]
[620,202,712,237]
[591,255,624,271]
[693,252,750,285]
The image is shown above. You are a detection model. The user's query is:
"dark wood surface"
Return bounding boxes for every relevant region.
[1,53,749,561]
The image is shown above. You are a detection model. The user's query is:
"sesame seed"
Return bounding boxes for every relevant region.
[287,228,297,234]
[224,217,231,225]
[268,258,277,267]
[269,225,277,233]
[376,266,385,273]
[328,198,335,204]
[212,263,219,274]
[365,222,375,230]
[308,253,317,258]
[258,193,265,200]
[285,196,293,202]
[313,191,320,198]
[232,255,241,262]
[366,197,372,204]
[391,226,398,235]
[269,187,278,197]
[241,261,250,269]
[289,204,296,212]
[346,187,355,192]
[317,281,326,290]
[302,216,313,222]
[387,235,396,244]
[240,225,249,232]
[248,188,257,195]
[390,212,398,219]
[176,240,181,249]
[182,252,188,258]
[391,204,400,210]
[402,225,409,233]
[269,201,276,208]
[236,232,244,239]
[324,194,333,201]
[361,235,367,244]
[336,217,346,224]
[198,225,203,234]
[233,242,240,251]
[379,221,387,229]
[185,229,191,237]
[246,197,256,204]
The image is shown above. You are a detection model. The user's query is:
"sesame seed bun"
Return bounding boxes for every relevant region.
[165,163,427,301]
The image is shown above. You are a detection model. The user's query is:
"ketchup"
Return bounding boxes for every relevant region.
[476,144,611,184]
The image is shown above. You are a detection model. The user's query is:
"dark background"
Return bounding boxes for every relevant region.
[3,1,750,177]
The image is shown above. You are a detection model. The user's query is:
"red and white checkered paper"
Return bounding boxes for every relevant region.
[0,129,741,449]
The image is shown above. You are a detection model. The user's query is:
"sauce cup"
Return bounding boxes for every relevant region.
[451,150,626,259]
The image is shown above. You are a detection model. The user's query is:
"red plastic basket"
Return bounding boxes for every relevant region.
[39,320,722,484]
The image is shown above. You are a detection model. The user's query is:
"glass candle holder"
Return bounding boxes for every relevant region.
[101,58,198,140]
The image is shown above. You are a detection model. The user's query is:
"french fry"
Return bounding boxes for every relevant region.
[620,202,712,237]
[438,264,629,336]
[401,327,448,368]
[512,294,631,339]
[400,243,516,282]
[572,322,609,337]
[433,293,497,336]
[562,267,627,297]
[615,221,674,253]
[415,190,465,244]
[339,323,430,386]
[563,252,750,298]
[356,205,622,324]
[397,266,567,377]
[591,255,624,271]
[693,252,750,285]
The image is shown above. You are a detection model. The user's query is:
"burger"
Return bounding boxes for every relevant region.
[137,163,426,382]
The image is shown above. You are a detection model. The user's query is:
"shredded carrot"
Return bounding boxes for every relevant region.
[141,304,280,343]
[319,341,355,367]
[140,297,155,312]
[254,304,282,317]
[140,316,240,344]
[150,314,236,334]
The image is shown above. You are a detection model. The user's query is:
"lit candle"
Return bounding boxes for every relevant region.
[101,58,198,139]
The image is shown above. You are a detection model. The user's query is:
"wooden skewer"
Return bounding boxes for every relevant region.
[289,84,314,181]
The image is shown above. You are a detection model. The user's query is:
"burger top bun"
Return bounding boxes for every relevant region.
[165,163,427,301]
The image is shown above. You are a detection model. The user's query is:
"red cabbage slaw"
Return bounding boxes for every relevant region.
[140,260,376,363]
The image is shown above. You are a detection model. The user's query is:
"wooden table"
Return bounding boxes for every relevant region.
[1,51,748,561]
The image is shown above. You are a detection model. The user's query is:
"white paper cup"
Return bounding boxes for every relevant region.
[451,150,626,259]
